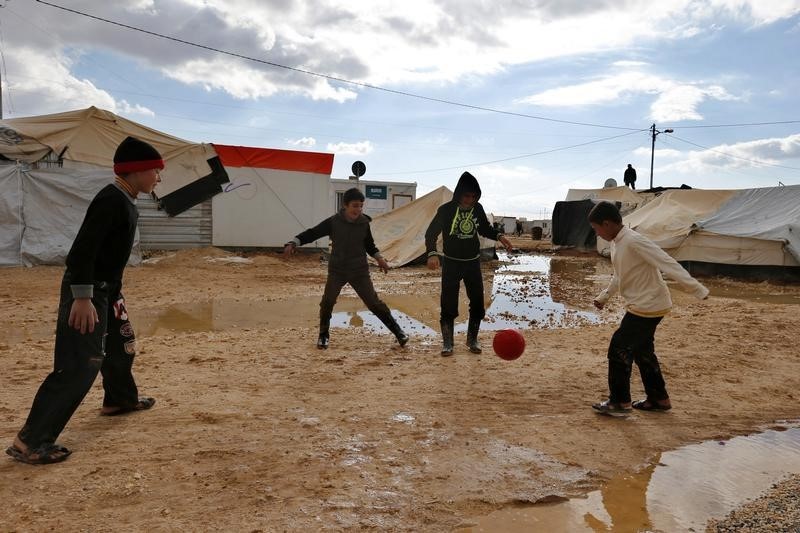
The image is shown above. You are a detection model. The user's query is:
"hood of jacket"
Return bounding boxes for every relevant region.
[452,171,482,202]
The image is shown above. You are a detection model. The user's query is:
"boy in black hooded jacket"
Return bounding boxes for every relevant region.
[425,172,512,356]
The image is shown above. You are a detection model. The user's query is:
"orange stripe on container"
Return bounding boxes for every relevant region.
[212,144,334,174]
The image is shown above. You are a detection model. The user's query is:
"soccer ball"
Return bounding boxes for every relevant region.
[492,329,525,360]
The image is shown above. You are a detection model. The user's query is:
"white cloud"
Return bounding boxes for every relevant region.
[2,47,150,117]
[326,140,374,155]
[519,68,741,122]
[661,134,800,173]
[287,137,317,148]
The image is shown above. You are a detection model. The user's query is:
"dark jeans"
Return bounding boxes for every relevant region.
[320,268,392,323]
[440,257,485,324]
[607,312,666,404]
[17,275,140,449]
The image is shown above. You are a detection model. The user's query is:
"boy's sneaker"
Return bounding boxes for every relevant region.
[592,400,633,417]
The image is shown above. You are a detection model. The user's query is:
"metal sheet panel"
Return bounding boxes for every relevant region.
[137,196,212,250]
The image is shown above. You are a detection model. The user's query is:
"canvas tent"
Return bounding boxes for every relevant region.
[622,186,800,270]
[0,107,225,267]
[369,185,498,267]
[554,184,800,279]
[0,107,335,266]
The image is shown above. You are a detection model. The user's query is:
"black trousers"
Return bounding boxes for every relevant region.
[607,312,666,404]
[440,257,485,324]
[319,268,392,323]
[17,275,139,449]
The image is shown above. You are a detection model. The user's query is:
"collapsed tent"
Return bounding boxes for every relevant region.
[370,186,498,267]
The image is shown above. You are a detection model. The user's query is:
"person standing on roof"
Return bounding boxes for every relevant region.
[424,171,513,356]
[624,164,637,190]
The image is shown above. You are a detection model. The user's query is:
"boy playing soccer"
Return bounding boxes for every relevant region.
[588,201,709,416]
[6,136,162,464]
[283,187,409,349]
[425,171,513,356]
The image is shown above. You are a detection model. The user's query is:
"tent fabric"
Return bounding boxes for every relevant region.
[694,185,800,263]
[213,144,334,174]
[0,106,219,198]
[559,185,800,269]
[369,186,452,267]
[0,165,142,266]
[623,189,737,249]
[0,165,22,266]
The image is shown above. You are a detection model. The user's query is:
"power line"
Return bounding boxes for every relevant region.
[667,120,800,129]
[32,0,641,131]
[374,129,646,176]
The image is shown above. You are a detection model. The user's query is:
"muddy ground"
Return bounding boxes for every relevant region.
[1,237,799,532]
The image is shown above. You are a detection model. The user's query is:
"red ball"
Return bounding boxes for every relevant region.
[493,329,525,360]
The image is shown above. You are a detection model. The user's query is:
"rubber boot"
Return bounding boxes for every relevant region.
[440,320,454,356]
[317,319,330,349]
[466,320,482,354]
[382,314,410,347]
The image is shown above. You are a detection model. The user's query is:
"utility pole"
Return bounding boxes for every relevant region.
[649,123,673,189]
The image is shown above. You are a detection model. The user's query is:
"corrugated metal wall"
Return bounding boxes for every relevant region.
[137,196,212,250]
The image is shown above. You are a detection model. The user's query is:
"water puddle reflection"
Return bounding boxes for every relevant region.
[4,253,798,345]
[460,425,800,532]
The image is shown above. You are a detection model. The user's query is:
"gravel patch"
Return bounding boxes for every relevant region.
[707,473,800,532]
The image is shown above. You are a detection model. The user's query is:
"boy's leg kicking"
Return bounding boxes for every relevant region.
[349,273,408,346]
[318,272,348,349]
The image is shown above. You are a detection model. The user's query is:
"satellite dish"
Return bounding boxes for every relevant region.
[604,178,618,188]
[351,161,366,178]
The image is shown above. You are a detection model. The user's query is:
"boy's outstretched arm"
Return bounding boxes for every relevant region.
[282,217,333,260]
[635,237,709,299]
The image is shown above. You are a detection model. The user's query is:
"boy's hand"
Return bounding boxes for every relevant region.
[426,256,440,270]
[282,243,296,259]
[499,236,513,252]
[377,257,390,274]
[593,299,604,310]
[69,298,99,334]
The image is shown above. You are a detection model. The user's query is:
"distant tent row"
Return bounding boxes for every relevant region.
[0,107,333,267]
[552,185,800,280]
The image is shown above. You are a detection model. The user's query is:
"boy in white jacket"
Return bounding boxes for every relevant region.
[588,201,709,416]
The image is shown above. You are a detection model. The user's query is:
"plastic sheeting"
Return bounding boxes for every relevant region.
[0,165,141,267]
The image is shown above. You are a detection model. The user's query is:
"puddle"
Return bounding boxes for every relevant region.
[459,425,800,533]
[4,253,798,345]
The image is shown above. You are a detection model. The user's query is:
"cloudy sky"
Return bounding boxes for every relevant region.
[2,0,799,219]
